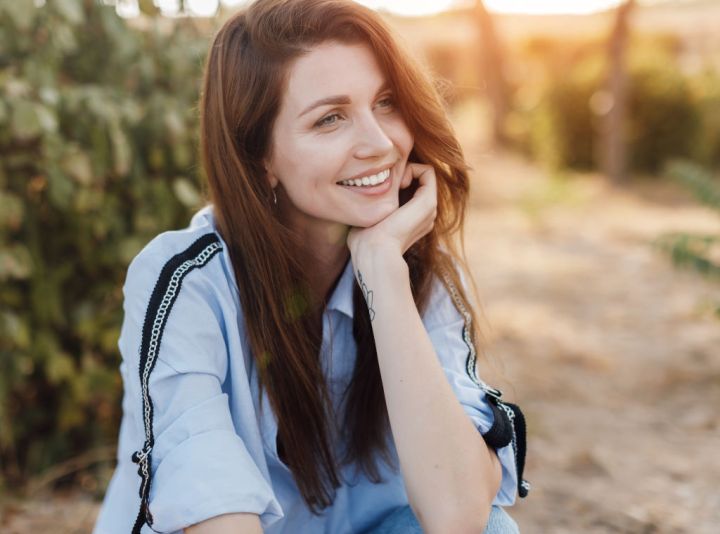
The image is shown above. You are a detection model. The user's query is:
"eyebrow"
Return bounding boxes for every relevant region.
[297,81,391,118]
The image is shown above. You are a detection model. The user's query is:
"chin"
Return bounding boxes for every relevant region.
[349,203,398,228]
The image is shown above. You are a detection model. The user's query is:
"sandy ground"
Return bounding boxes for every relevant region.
[464,148,720,534]
[2,147,719,533]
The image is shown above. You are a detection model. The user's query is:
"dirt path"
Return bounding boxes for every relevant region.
[2,148,719,533]
[465,149,720,533]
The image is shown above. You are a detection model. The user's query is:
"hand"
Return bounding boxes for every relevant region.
[346,162,437,261]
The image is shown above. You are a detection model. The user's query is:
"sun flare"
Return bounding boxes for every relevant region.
[484,0,625,15]
[118,0,629,18]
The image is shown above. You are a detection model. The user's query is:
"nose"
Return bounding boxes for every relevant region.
[353,112,394,160]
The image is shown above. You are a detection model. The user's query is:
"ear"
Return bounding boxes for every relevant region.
[264,162,279,189]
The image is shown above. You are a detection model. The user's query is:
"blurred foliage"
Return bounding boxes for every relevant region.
[423,41,482,105]
[656,160,720,316]
[0,0,209,491]
[690,69,720,169]
[508,34,714,174]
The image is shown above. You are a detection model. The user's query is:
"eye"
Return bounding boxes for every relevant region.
[314,112,343,128]
[377,96,394,108]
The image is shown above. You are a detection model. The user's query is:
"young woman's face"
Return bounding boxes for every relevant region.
[265,41,414,232]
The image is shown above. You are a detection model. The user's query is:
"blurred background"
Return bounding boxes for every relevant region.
[1,0,719,532]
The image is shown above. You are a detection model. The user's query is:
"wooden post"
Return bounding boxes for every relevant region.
[474,0,509,148]
[602,0,636,183]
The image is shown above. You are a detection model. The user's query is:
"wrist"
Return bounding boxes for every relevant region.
[351,244,408,280]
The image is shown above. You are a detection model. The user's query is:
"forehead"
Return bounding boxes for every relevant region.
[282,42,386,111]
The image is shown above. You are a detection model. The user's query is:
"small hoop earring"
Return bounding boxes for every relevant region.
[272,188,277,206]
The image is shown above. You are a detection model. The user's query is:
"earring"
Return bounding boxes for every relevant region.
[272,187,277,206]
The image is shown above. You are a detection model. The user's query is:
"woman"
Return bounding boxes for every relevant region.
[93,1,528,533]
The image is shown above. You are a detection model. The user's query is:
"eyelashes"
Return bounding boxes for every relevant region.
[313,96,395,129]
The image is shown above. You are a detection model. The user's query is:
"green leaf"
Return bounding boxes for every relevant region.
[10,99,42,139]
[73,187,104,213]
[0,311,31,349]
[46,352,76,385]
[172,142,192,168]
[10,100,58,140]
[50,21,79,54]
[119,236,146,265]
[35,104,58,133]
[110,121,132,176]
[61,148,94,186]
[0,191,23,230]
[1,0,36,31]
[164,109,185,139]
[172,177,200,207]
[39,86,60,107]
[55,0,85,25]
[47,167,75,209]
[0,244,33,280]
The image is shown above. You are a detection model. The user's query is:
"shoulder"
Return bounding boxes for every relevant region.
[123,205,227,298]
[421,262,472,333]
[118,205,235,375]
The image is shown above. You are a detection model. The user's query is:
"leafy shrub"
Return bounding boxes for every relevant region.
[514,35,704,174]
[626,51,700,172]
[690,69,720,169]
[0,0,208,491]
[527,55,602,170]
[656,160,720,316]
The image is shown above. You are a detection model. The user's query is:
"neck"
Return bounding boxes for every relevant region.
[294,223,351,310]
[276,195,352,309]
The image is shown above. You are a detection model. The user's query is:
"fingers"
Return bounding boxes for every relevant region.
[405,163,437,211]
[395,163,438,252]
[400,164,413,189]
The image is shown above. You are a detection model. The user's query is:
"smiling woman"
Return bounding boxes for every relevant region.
[265,41,414,230]
[93,1,528,533]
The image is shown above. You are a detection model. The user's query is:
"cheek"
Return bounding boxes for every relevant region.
[391,120,414,158]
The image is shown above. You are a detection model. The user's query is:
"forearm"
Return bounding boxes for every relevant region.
[354,251,501,533]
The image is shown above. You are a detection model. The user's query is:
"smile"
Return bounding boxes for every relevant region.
[337,168,391,188]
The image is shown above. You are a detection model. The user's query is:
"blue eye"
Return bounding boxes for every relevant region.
[378,96,394,108]
[315,113,342,128]
[313,97,394,129]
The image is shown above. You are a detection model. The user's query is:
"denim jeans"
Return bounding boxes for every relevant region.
[363,504,520,534]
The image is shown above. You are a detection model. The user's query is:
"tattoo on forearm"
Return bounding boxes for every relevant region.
[356,270,375,321]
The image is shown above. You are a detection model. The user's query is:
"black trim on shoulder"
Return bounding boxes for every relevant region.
[131,232,223,534]
[440,268,531,500]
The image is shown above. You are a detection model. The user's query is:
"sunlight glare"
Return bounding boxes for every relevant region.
[355,0,457,17]
[116,0,629,18]
[484,0,625,15]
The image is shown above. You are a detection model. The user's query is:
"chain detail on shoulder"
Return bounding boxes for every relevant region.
[439,266,531,499]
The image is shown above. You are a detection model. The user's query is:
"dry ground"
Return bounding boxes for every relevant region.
[463,148,720,533]
[2,146,719,533]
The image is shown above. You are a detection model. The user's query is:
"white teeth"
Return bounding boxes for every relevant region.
[339,169,390,187]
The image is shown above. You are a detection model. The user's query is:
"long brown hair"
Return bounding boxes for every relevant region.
[199,0,485,514]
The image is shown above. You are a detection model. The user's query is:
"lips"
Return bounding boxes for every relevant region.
[336,163,395,185]
[336,169,393,196]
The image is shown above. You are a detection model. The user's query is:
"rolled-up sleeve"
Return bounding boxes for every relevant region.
[422,272,518,506]
[119,245,283,532]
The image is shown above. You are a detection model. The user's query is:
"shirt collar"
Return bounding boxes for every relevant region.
[326,256,355,319]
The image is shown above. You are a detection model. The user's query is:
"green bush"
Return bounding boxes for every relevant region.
[690,69,720,169]
[657,160,720,316]
[626,51,700,172]
[0,0,208,491]
[514,36,705,174]
[528,55,603,170]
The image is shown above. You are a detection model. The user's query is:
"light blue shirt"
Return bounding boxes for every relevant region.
[93,204,518,534]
